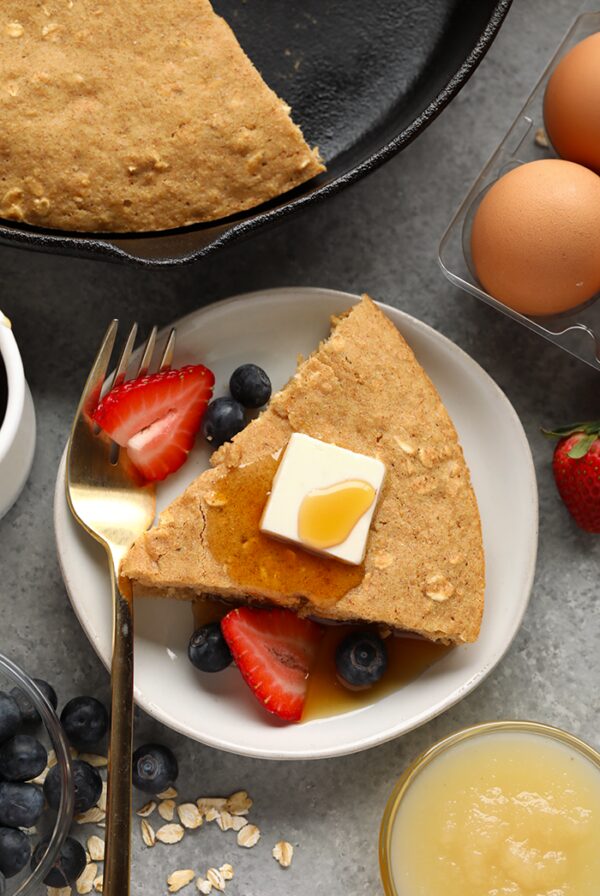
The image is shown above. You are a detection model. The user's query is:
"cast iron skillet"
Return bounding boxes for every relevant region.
[0,0,511,266]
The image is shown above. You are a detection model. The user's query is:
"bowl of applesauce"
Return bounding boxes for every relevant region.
[379,721,600,896]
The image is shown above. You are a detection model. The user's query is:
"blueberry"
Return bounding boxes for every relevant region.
[60,696,108,748]
[10,679,57,724]
[0,827,31,878]
[0,782,44,828]
[230,364,271,409]
[35,679,58,710]
[202,398,245,449]
[188,623,232,673]
[0,694,21,744]
[0,735,47,782]
[132,743,178,794]
[32,836,86,887]
[44,760,102,815]
[335,631,388,690]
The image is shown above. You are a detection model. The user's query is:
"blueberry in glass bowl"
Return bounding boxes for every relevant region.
[0,655,74,895]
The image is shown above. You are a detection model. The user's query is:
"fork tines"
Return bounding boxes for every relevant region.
[111,323,175,391]
[78,322,176,455]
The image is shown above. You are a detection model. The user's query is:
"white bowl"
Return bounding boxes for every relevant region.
[54,288,538,759]
[0,312,36,519]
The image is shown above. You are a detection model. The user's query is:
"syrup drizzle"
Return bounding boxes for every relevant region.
[204,455,363,608]
[298,479,376,550]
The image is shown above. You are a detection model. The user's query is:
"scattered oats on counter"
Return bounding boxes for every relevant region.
[76,807,106,825]
[76,861,98,894]
[177,803,203,829]
[157,786,178,800]
[79,753,108,768]
[226,790,252,816]
[97,781,108,813]
[206,867,225,892]
[128,786,291,892]
[237,823,261,848]
[156,823,185,844]
[216,810,234,832]
[196,797,226,814]
[137,800,157,818]
[272,840,294,868]
[167,869,195,892]
[48,751,294,896]
[219,864,234,881]
[141,818,156,848]
[87,835,105,862]
[158,799,177,821]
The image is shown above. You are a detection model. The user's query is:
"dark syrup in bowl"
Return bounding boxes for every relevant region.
[0,355,7,429]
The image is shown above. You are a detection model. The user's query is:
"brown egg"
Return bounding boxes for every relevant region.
[544,33,600,172]
[470,159,600,316]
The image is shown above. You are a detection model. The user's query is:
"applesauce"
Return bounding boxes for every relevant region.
[380,722,600,896]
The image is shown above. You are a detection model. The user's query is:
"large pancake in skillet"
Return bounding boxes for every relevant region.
[0,1,323,232]
[122,296,485,645]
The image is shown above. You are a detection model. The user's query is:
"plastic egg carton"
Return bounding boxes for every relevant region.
[439,12,600,372]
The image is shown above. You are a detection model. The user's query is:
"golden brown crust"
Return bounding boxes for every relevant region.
[0,1,324,232]
[123,296,485,644]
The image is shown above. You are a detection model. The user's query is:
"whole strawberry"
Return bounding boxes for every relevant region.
[543,422,600,533]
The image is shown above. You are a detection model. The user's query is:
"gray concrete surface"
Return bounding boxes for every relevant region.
[1,0,599,892]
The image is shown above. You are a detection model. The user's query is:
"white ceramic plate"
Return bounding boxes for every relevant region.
[54,288,538,760]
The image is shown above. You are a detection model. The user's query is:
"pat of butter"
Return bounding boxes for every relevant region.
[260,433,385,565]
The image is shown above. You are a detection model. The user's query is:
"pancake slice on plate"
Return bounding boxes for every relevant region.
[123,296,485,645]
[0,0,324,232]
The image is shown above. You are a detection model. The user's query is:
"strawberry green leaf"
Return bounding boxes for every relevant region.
[542,426,581,440]
[542,420,600,440]
[567,433,597,459]
[582,421,600,434]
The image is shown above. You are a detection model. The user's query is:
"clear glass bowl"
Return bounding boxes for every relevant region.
[439,13,600,373]
[379,720,600,896]
[0,654,74,894]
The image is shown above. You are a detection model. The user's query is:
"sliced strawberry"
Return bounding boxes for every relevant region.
[221,607,323,722]
[92,364,214,482]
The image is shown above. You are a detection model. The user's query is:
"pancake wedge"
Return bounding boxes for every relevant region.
[123,296,485,644]
[0,1,324,232]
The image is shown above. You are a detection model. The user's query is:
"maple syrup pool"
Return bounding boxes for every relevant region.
[192,599,449,721]
[0,356,7,428]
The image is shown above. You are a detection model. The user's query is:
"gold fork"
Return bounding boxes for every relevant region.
[66,321,175,895]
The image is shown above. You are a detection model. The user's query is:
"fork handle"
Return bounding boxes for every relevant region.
[103,551,134,896]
